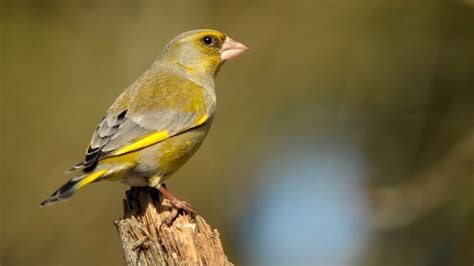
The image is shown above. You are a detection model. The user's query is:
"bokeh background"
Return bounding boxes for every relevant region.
[2,0,474,265]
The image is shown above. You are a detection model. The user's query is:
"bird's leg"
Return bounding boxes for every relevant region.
[158,185,196,226]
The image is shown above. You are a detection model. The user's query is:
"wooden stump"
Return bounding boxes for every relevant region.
[114,187,232,266]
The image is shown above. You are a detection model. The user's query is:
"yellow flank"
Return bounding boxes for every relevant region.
[100,151,139,182]
[195,114,208,126]
[112,130,170,156]
[101,151,140,165]
[77,169,108,189]
[157,123,211,180]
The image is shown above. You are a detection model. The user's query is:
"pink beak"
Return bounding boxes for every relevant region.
[221,37,249,61]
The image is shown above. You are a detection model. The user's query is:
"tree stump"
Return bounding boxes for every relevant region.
[114,187,232,266]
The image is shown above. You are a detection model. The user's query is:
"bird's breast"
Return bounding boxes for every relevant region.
[136,121,213,178]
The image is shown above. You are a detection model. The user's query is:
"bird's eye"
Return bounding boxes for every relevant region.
[201,36,216,46]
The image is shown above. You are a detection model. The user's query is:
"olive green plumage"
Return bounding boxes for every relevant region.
[41,29,248,206]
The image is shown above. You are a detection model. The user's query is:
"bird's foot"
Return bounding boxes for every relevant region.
[159,186,196,226]
[164,199,196,226]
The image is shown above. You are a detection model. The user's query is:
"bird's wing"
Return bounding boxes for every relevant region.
[68,73,213,172]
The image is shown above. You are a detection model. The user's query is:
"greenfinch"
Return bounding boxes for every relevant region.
[40,29,248,220]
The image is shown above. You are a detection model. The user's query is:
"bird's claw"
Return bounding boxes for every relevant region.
[158,185,197,226]
[163,199,196,226]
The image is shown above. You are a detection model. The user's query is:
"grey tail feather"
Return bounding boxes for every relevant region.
[65,161,85,173]
[39,177,82,207]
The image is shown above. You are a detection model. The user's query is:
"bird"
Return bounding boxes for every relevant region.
[40,29,248,224]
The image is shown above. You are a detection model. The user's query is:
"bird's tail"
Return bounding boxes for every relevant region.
[39,169,108,207]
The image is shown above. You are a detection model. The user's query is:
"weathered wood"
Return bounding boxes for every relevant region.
[114,187,232,266]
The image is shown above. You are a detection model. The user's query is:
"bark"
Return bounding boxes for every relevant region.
[114,187,232,266]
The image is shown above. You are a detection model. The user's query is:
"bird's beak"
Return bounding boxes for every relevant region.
[221,37,249,61]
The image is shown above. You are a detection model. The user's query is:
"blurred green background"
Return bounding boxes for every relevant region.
[2,0,474,265]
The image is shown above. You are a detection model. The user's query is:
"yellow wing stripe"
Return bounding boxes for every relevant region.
[195,114,209,126]
[110,114,209,157]
[77,169,108,189]
[112,130,170,156]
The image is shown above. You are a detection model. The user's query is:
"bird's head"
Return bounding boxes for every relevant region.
[158,29,249,78]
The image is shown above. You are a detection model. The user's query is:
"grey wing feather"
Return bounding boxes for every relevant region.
[67,109,127,172]
[81,109,128,171]
[68,109,199,172]
[101,110,197,153]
